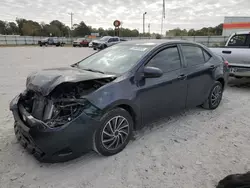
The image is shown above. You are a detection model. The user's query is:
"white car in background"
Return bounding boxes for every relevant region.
[91,36,123,50]
[88,41,93,48]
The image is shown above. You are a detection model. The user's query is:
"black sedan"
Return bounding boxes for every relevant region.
[10,40,229,163]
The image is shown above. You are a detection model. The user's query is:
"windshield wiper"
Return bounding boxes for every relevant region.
[82,68,105,74]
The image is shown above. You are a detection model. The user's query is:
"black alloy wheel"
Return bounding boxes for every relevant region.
[202,81,223,110]
[93,108,133,156]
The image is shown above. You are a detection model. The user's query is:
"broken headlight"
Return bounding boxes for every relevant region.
[46,98,101,128]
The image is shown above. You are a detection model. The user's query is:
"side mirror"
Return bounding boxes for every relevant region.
[143,66,163,78]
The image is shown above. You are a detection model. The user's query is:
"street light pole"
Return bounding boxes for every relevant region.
[68,12,74,39]
[68,12,74,30]
[143,12,147,36]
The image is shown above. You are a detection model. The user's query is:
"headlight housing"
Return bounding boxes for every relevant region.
[46,98,102,128]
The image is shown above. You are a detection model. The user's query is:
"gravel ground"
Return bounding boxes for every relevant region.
[0,47,250,188]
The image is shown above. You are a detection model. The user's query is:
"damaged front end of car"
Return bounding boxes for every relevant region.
[19,80,110,128]
[9,73,116,162]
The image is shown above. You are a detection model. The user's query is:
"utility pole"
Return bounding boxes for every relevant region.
[148,23,150,34]
[120,21,123,37]
[68,12,73,42]
[161,0,165,36]
[69,12,74,29]
[143,12,147,36]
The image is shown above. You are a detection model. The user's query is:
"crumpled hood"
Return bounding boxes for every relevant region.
[92,40,105,44]
[26,67,116,96]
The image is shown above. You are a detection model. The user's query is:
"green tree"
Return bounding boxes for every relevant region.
[50,20,68,36]
[166,23,223,37]
[21,21,41,36]
[188,29,196,36]
[41,24,61,36]
[0,20,7,34]
[6,22,19,34]
[72,21,91,37]
[16,18,27,35]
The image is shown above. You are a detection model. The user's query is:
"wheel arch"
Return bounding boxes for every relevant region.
[102,100,141,131]
[216,77,225,90]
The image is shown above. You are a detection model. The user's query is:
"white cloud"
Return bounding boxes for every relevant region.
[1,0,250,33]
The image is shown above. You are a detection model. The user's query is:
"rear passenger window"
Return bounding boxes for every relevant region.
[146,46,181,73]
[181,45,205,66]
[203,50,211,62]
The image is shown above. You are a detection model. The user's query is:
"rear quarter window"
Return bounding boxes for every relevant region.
[203,50,212,62]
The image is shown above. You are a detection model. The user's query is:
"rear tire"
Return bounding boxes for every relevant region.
[202,81,223,110]
[93,108,133,156]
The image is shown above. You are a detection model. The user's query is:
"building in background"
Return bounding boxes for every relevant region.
[223,16,250,36]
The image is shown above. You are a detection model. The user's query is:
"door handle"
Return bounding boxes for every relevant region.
[222,50,232,54]
[177,74,187,80]
[209,65,216,69]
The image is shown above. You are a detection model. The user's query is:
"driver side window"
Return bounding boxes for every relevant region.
[146,46,181,73]
[228,34,248,46]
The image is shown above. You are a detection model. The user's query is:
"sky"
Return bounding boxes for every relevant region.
[0,0,250,33]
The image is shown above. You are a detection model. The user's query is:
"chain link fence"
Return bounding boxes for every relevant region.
[0,35,229,47]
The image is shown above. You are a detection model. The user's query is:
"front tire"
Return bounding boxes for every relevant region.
[93,108,133,156]
[202,81,223,110]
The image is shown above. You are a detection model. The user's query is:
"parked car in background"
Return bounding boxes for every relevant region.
[88,41,93,48]
[10,40,228,163]
[209,31,250,78]
[92,36,123,50]
[73,38,90,47]
[38,37,65,47]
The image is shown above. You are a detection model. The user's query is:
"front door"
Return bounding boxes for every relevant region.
[136,45,188,125]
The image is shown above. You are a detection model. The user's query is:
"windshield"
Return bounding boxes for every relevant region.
[99,36,111,41]
[77,44,153,74]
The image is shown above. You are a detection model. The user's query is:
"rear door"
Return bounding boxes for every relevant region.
[180,44,215,107]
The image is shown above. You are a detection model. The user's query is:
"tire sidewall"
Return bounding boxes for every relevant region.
[208,81,223,109]
[94,108,133,156]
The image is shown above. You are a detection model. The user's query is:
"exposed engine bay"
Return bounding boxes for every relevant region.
[19,78,113,128]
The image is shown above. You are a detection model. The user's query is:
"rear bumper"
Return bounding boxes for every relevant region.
[228,64,250,77]
[10,94,100,163]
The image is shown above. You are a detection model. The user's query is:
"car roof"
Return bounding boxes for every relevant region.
[118,39,201,47]
[234,31,250,35]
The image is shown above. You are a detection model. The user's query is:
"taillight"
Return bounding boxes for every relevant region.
[224,60,229,67]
